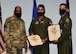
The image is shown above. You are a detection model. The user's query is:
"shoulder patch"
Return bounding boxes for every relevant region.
[66,18,70,23]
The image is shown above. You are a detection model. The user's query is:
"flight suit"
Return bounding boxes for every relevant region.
[4,15,27,54]
[29,16,52,54]
[58,14,72,54]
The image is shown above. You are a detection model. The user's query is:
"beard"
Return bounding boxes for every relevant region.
[38,12,45,16]
[14,13,22,18]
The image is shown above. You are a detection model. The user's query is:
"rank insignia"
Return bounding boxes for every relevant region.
[35,21,39,24]
[40,21,44,24]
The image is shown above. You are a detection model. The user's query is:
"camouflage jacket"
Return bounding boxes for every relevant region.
[4,15,27,47]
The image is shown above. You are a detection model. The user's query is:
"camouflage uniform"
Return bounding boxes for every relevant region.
[4,15,27,54]
[29,16,52,54]
[58,14,72,54]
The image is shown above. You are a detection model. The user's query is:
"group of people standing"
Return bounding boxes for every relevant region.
[4,3,72,54]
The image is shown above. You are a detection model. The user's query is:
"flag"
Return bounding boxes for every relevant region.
[66,0,73,54]
[66,0,70,16]
[32,0,38,19]
[0,2,5,53]
[29,0,38,54]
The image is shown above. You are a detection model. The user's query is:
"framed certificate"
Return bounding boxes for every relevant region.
[27,35,43,46]
[48,24,61,41]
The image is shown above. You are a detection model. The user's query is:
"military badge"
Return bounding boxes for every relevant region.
[66,18,69,23]
[35,21,39,24]
[40,21,44,24]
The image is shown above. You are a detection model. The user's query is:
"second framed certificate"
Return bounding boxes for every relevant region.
[48,24,61,41]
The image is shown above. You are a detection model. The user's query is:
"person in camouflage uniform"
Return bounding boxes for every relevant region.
[4,6,27,54]
[29,4,53,54]
[53,3,72,54]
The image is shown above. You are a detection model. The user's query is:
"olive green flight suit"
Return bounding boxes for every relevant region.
[29,16,52,54]
[58,14,72,54]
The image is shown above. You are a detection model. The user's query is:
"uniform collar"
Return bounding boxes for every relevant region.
[61,13,69,19]
[13,15,21,20]
[37,16,45,21]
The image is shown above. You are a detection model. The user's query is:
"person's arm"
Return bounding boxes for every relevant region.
[19,20,27,52]
[4,18,12,49]
[29,20,34,35]
[43,18,53,43]
[49,19,53,26]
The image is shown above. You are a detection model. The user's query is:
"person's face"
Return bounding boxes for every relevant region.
[59,5,67,10]
[38,6,45,13]
[37,6,45,16]
[59,5,67,15]
[14,6,22,18]
[15,7,21,13]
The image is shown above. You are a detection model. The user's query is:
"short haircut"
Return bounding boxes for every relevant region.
[38,4,45,9]
[60,3,68,8]
[14,6,22,12]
